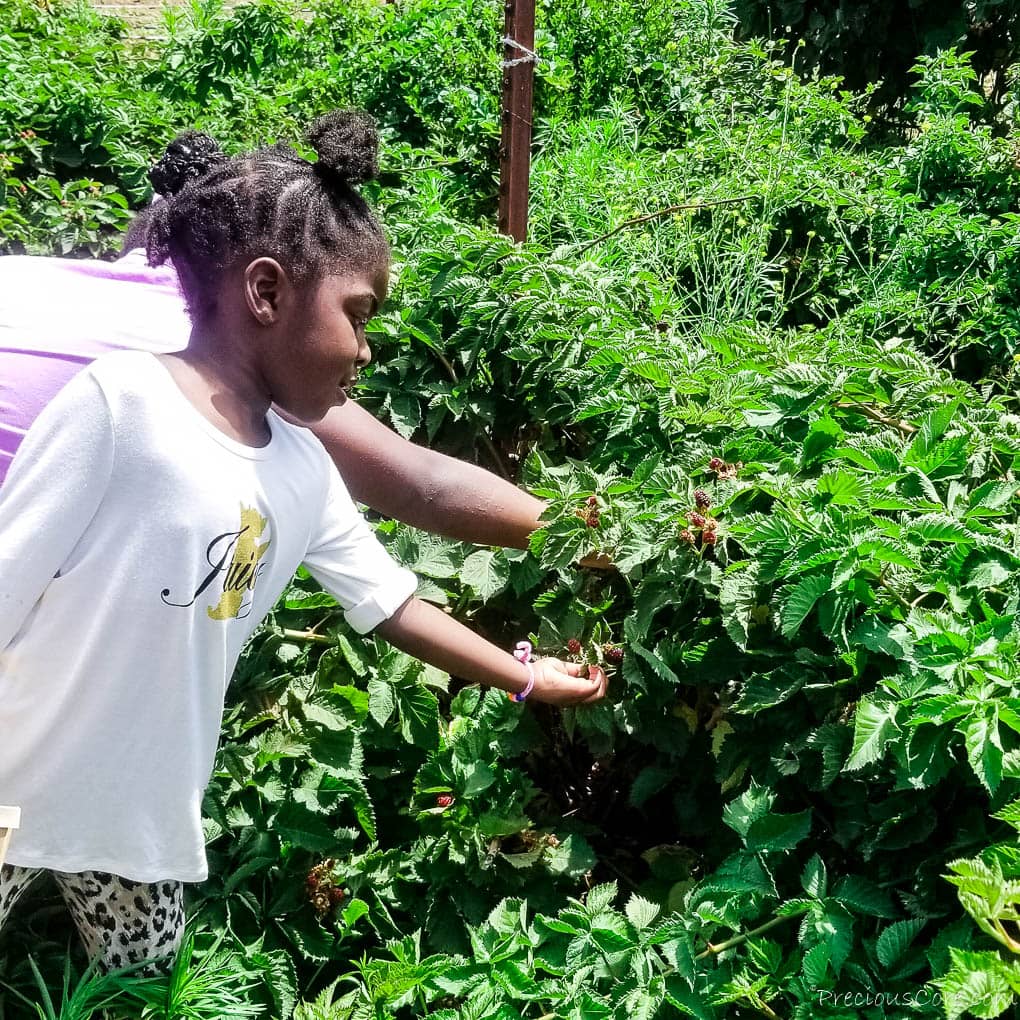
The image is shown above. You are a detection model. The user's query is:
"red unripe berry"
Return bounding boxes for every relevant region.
[709,457,724,471]
[688,512,706,527]
[605,646,624,665]
[567,638,582,655]
[586,495,598,507]
[436,794,454,808]
[703,518,718,532]
[680,528,694,543]
[694,489,711,509]
[328,886,346,906]
[702,530,717,546]
[586,513,600,528]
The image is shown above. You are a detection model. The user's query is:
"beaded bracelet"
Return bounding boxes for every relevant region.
[509,640,535,703]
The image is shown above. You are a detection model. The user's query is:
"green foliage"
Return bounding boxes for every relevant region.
[732,0,1020,113]
[6,1,1020,1019]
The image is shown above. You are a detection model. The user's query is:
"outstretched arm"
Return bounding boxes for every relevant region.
[377,596,607,705]
[307,398,546,548]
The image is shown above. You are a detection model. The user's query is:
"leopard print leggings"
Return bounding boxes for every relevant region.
[0,865,184,973]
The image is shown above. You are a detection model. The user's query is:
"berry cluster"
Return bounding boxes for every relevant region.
[574,495,601,528]
[708,456,742,480]
[306,859,345,918]
[680,489,719,549]
[564,636,623,666]
[17,129,36,140]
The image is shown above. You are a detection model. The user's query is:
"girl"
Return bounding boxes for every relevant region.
[0,111,607,972]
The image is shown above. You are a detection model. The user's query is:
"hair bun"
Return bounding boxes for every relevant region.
[306,111,379,186]
[149,131,227,197]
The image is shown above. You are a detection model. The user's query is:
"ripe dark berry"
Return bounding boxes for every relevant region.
[586,495,599,507]
[586,512,600,528]
[567,638,582,655]
[328,886,346,906]
[688,512,706,528]
[604,646,624,665]
[694,489,711,509]
[709,457,724,471]
[680,529,695,544]
[436,794,454,808]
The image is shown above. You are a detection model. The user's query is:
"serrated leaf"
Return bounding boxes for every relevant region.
[801,855,828,899]
[460,549,510,601]
[801,942,830,985]
[745,810,812,853]
[272,802,341,852]
[876,917,927,968]
[780,573,831,637]
[367,676,396,727]
[937,948,1019,1020]
[964,709,1003,794]
[625,894,661,931]
[845,699,899,771]
[832,876,897,918]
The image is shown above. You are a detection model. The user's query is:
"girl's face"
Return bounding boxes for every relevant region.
[269,264,388,423]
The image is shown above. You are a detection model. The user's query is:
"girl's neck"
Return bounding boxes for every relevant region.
[161,325,273,448]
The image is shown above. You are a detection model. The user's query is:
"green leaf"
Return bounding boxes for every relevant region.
[937,948,1019,1020]
[590,925,635,955]
[801,854,828,899]
[625,894,661,931]
[845,699,899,771]
[272,803,341,852]
[779,573,831,637]
[832,876,897,918]
[396,683,440,749]
[876,918,927,968]
[367,676,396,727]
[745,810,812,853]
[460,549,510,601]
[964,709,1003,794]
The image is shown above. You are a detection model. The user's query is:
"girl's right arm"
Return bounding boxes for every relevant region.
[0,371,114,651]
[375,595,607,706]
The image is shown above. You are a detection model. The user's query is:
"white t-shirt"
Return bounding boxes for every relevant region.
[0,350,418,882]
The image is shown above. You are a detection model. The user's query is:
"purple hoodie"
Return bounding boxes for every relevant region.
[0,250,191,484]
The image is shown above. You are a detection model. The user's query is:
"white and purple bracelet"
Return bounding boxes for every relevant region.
[509,640,535,702]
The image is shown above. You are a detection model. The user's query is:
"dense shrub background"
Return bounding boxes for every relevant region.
[3,1,1020,1018]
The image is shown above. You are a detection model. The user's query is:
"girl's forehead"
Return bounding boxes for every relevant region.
[324,262,389,304]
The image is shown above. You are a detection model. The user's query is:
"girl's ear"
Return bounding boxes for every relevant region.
[244,257,290,325]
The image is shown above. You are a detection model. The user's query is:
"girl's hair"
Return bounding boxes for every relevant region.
[146,111,388,321]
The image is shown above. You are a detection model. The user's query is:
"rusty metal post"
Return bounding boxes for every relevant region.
[497,0,535,243]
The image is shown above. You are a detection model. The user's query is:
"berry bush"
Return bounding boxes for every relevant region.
[3,1,1020,1018]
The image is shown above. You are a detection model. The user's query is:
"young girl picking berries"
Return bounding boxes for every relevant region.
[0,111,607,972]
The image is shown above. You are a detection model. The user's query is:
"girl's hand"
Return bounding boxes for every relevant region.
[529,658,608,705]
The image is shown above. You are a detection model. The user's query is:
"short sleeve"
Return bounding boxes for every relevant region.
[0,369,114,650]
[303,461,418,634]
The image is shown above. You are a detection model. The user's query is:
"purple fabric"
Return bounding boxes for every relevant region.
[0,250,191,485]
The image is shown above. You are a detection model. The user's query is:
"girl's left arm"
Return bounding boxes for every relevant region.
[0,371,114,651]
[376,596,607,706]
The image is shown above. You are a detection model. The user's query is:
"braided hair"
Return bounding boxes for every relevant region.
[146,111,389,322]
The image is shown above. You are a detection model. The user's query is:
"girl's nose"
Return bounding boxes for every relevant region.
[357,341,372,369]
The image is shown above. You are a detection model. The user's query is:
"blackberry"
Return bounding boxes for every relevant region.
[604,646,624,665]
[436,794,454,808]
[567,638,582,655]
[694,489,711,509]
[688,512,706,528]
[709,457,724,471]
[679,529,695,544]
